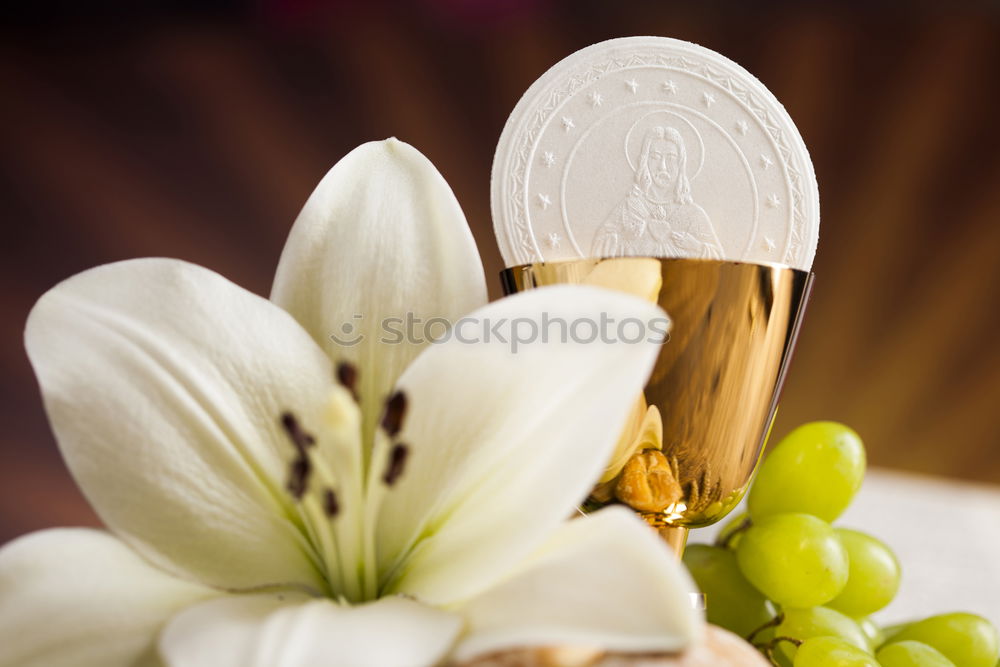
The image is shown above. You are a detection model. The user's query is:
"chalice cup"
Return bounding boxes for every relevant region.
[501,257,813,554]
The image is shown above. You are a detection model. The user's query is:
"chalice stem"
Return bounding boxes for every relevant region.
[657,525,689,557]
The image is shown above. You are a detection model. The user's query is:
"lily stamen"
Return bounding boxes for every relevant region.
[323,489,340,518]
[281,412,316,454]
[383,443,409,486]
[336,361,360,401]
[381,391,408,437]
[287,456,312,499]
[280,411,342,514]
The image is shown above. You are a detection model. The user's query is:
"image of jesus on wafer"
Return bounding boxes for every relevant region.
[592,125,724,259]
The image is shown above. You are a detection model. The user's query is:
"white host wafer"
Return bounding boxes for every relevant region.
[491,36,819,270]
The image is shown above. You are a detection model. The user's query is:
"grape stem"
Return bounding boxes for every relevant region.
[746,611,784,645]
[760,636,803,666]
[715,516,753,549]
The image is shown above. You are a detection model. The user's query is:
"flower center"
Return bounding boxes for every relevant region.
[278,361,412,603]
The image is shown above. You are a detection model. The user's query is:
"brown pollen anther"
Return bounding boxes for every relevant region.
[336,361,360,401]
[287,455,311,500]
[281,412,316,454]
[381,391,408,438]
[383,443,410,486]
[323,489,340,518]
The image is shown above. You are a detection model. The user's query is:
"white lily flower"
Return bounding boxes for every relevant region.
[1,139,701,667]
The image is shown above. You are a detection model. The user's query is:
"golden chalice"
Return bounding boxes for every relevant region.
[501,257,813,554]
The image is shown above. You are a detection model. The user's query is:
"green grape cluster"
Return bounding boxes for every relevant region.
[683,421,1000,667]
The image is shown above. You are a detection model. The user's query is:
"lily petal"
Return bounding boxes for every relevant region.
[599,401,663,484]
[160,594,461,667]
[25,259,336,592]
[453,507,703,662]
[376,285,668,604]
[0,528,217,667]
[271,138,487,447]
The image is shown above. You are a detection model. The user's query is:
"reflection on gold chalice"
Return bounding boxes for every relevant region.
[501,258,813,553]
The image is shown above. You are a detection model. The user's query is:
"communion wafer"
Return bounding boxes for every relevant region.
[491,36,819,270]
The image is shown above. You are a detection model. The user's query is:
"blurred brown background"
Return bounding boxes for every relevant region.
[2,0,999,543]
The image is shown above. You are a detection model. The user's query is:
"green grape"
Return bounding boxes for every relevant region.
[683,544,776,637]
[827,528,901,617]
[777,607,872,659]
[884,613,1000,667]
[736,513,849,608]
[857,616,886,651]
[748,421,865,522]
[793,637,878,666]
[716,511,751,550]
[877,640,956,667]
[882,621,912,645]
